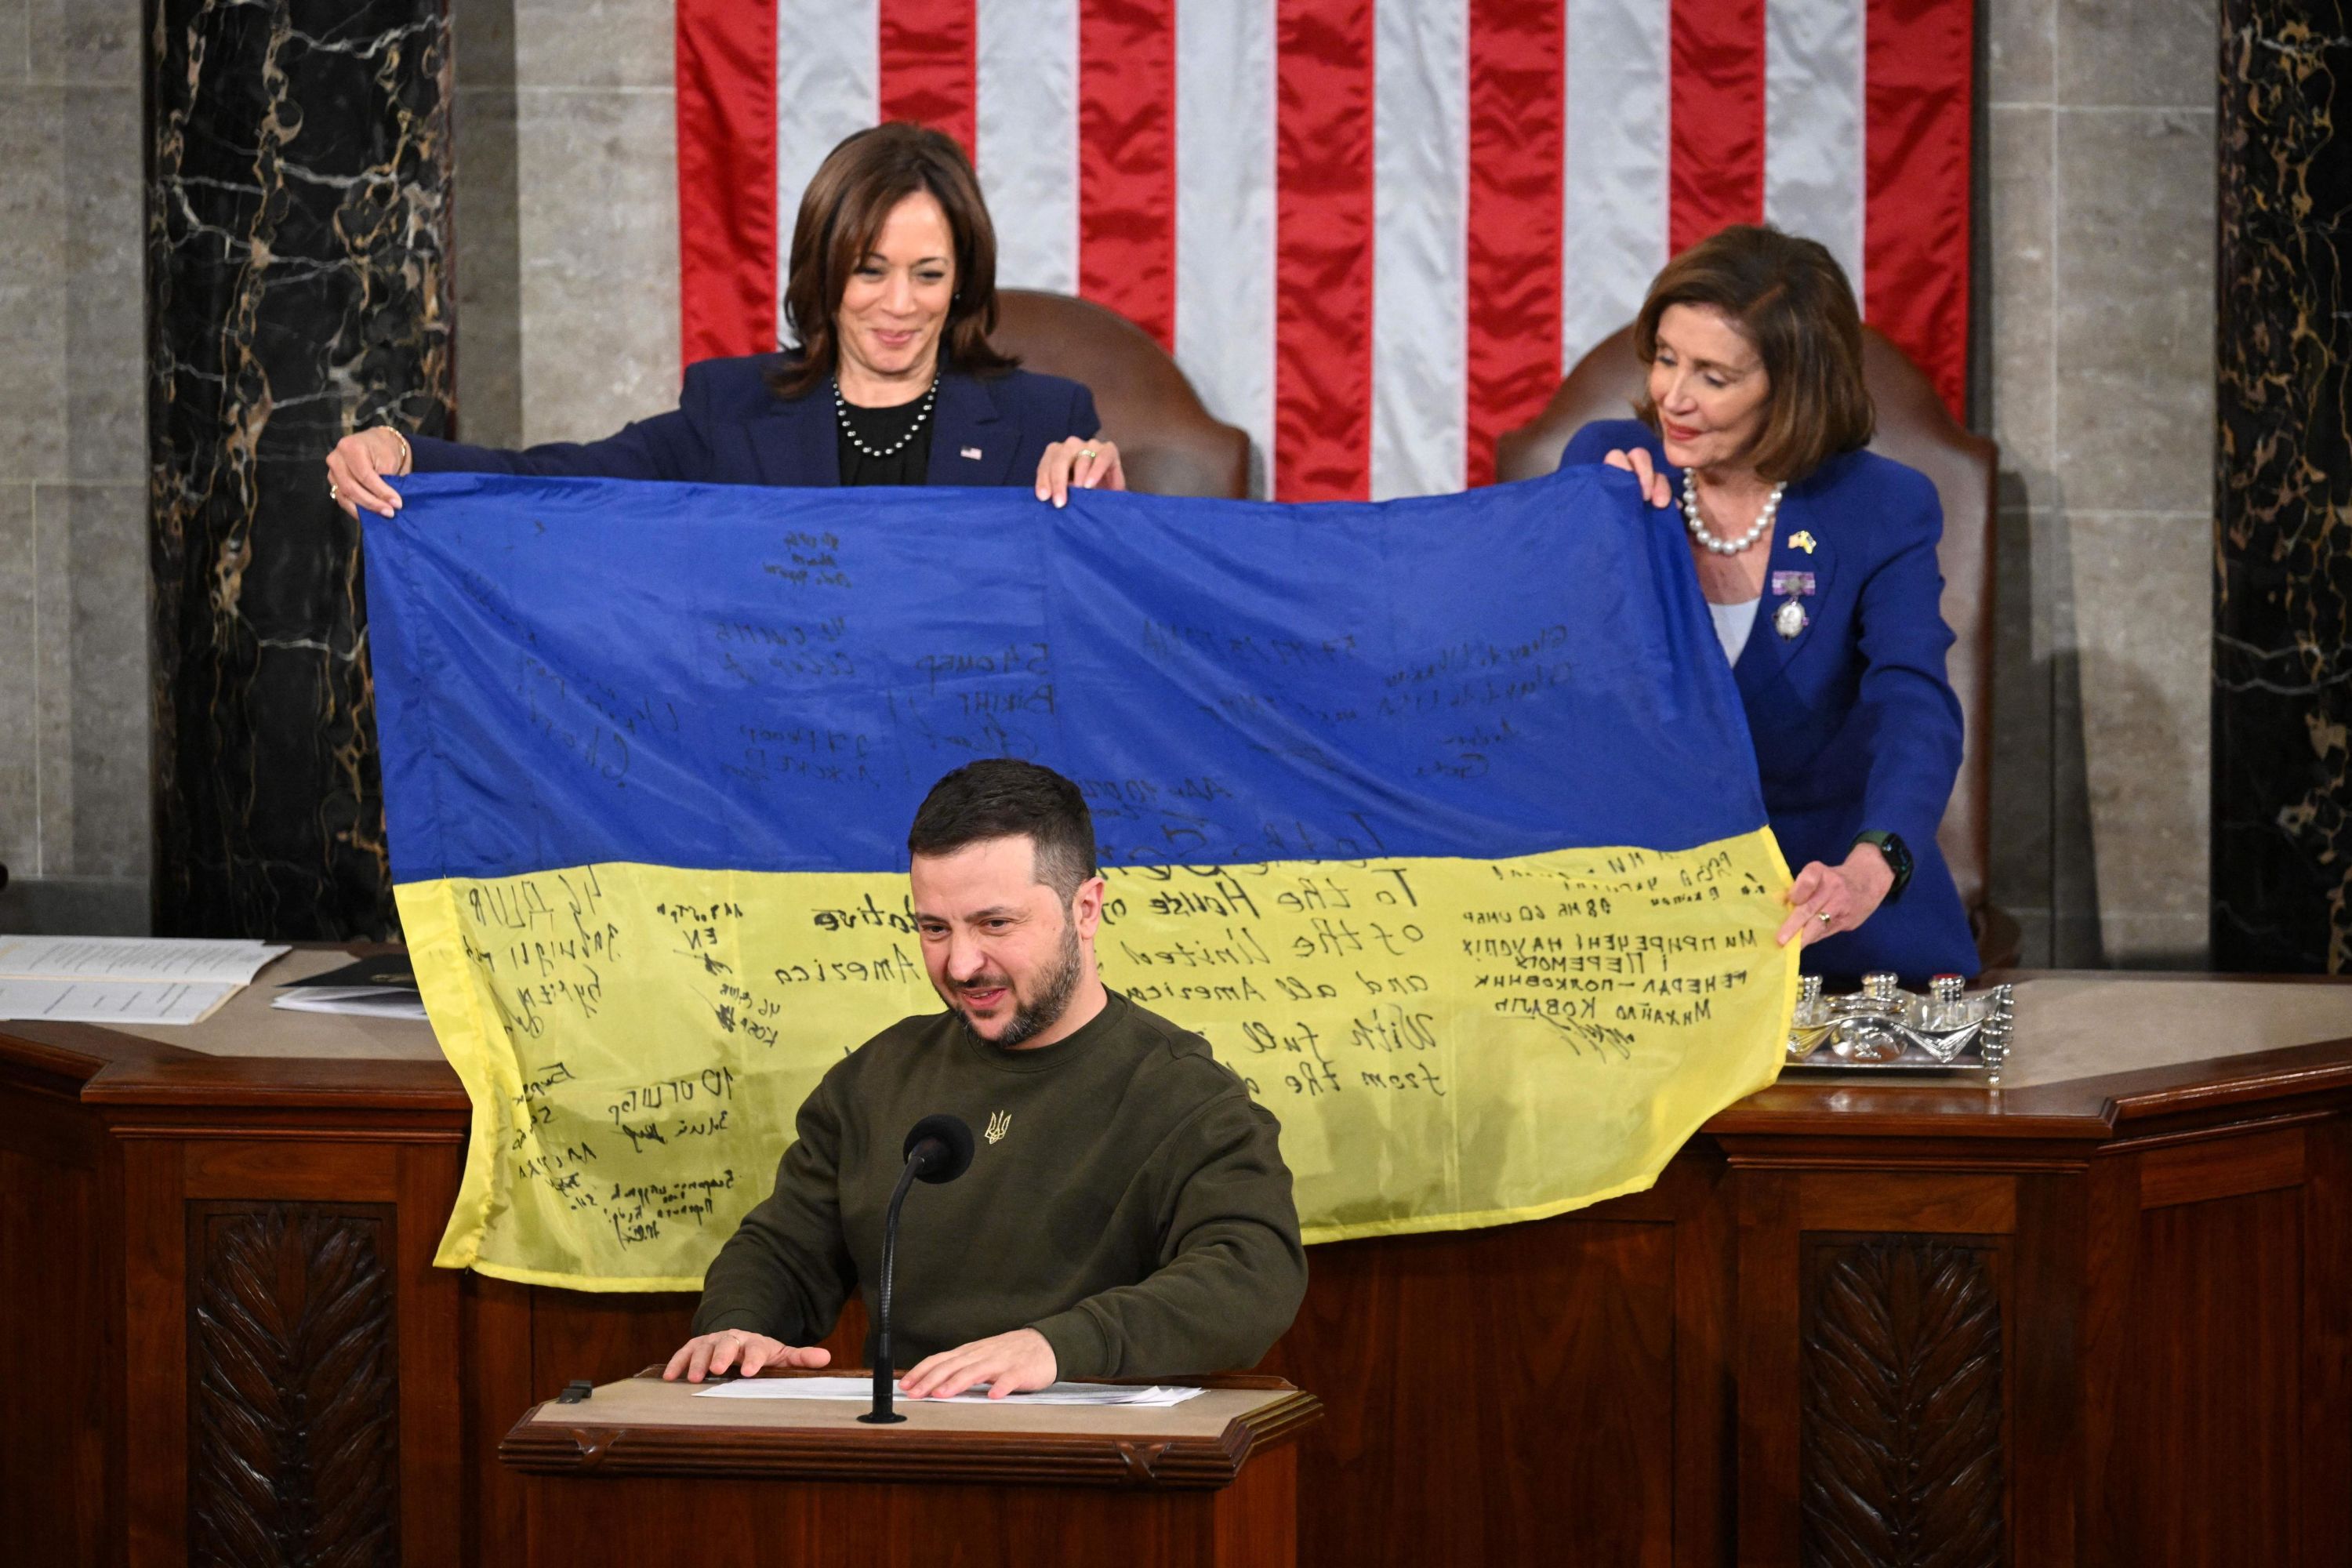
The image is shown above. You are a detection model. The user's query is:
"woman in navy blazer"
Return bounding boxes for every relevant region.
[326,123,1119,513]
[1560,227,1978,982]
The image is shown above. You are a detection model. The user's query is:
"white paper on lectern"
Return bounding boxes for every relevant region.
[0,935,289,985]
[0,977,239,1026]
[691,1377,1205,1407]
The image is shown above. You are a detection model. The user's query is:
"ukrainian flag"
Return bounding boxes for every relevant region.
[367,470,1794,1290]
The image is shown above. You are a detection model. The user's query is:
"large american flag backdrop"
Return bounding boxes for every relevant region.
[674,0,1974,500]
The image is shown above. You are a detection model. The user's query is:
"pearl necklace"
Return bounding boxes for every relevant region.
[833,376,938,459]
[1681,472,1786,556]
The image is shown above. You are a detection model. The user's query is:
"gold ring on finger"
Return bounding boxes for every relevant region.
[1815,911,1832,924]
[328,481,341,500]
[1080,448,1099,459]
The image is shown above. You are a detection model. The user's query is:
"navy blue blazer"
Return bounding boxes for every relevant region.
[1562,420,1978,982]
[408,356,1101,489]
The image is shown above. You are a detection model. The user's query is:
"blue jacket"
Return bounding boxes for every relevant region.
[408,355,1100,488]
[1562,420,1979,982]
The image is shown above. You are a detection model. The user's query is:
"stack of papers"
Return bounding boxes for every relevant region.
[271,953,427,1020]
[692,1377,1207,1408]
[0,935,290,1026]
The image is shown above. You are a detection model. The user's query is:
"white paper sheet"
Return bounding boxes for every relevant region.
[0,935,289,985]
[0,977,240,1026]
[691,1377,1206,1407]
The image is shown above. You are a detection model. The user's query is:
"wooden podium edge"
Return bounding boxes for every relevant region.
[499,1373,1323,1490]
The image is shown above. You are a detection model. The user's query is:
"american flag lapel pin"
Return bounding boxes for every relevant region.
[961,446,982,460]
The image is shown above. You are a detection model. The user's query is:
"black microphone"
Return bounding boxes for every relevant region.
[860,1113,975,1424]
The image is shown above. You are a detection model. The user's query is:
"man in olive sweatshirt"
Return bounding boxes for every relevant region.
[662,758,1306,1398]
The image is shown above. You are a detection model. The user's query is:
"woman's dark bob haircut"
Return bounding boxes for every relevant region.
[1632,224,1874,483]
[768,122,1017,399]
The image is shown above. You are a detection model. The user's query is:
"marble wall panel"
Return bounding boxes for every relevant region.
[2212,0,2352,972]
[1978,0,2220,967]
[1987,0,2054,104]
[28,0,139,82]
[1989,509,2055,965]
[148,0,453,938]
[1987,105,2056,509]
[452,0,523,448]
[0,85,69,480]
[31,485,73,867]
[2056,0,2216,109]
[2042,508,2103,966]
[0,0,148,927]
[2053,110,2216,515]
[512,0,670,91]
[64,83,143,484]
[512,81,678,445]
[2068,510,2212,964]
[44,485,149,877]
[0,487,36,876]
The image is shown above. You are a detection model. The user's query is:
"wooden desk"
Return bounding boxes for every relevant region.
[5,966,2350,1566]
[500,1372,1317,1567]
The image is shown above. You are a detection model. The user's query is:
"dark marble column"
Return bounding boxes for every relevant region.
[2214,0,2352,971]
[148,1,452,938]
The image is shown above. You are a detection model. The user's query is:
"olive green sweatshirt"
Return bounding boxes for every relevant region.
[693,990,1307,1379]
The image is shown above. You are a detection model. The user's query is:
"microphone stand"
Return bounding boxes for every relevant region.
[858,1158,924,1425]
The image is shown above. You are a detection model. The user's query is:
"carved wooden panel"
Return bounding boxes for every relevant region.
[187,1203,400,1567]
[1799,1236,2003,1568]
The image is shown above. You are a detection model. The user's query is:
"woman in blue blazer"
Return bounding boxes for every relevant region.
[326,123,1120,513]
[1560,226,1978,982]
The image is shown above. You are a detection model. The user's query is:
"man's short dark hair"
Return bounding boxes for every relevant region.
[907,760,1101,902]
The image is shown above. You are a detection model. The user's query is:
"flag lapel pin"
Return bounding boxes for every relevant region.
[961,446,983,460]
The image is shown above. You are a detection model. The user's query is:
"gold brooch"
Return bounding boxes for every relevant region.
[1790,530,1817,554]
[985,1110,1011,1145]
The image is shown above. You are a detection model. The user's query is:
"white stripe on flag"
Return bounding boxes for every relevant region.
[776,0,880,347]
[978,0,1079,294]
[1765,0,1867,307]
[1562,0,1671,375]
[1370,0,1468,500]
[1175,0,1277,495]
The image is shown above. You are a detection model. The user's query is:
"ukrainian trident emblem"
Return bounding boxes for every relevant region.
[985,1110,1011,1145]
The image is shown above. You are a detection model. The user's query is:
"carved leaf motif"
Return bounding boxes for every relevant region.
[1800,1237,2003,1568]
[189,1206,400,1568]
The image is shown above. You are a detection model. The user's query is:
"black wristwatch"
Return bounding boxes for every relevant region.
[1851,830,1912,901]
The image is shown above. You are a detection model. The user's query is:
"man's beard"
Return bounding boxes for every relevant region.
[951,919,1083,1048]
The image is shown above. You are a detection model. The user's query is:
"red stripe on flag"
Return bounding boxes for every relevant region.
[1668,0,1766,255]
[879,0,977,155]
[1078,0,1178,349]
[1275,0,1375,501]
[1467,0,1566,488]
[675,0,779,364]
[1865,0,1973,420]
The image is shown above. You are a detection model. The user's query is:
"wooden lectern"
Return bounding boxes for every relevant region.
[499,1371,1322,1568]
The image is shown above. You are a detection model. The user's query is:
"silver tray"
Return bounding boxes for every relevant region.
[1780,981,2014,1083]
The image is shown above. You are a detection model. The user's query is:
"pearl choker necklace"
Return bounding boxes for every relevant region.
[1681,472,1786,556]
[833,376,938,459]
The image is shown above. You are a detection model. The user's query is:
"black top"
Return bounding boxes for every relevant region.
[408,358,1099,489]
[692,991,1307,1378]
[834,394,935,487]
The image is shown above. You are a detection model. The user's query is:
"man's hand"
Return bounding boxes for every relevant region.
[661,1328,831,1383]
[898,1327,1058,1400]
